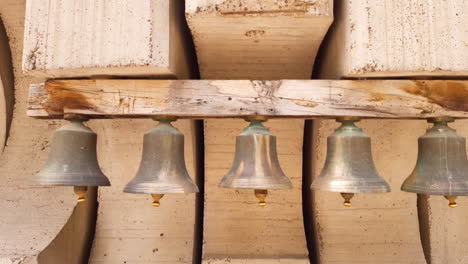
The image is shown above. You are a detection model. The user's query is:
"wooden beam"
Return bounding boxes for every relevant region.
[28,79,468,119]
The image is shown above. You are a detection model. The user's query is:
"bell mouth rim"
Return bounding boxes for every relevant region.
[32,181,111,187]
[34,172,111,186]
[218,183,293,189]
[123,181,199,194]
[123,187,199,194]
[401,186,468,196]
[311,185,391,193]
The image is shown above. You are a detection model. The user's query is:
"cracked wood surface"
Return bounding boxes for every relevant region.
[27,79,468,119]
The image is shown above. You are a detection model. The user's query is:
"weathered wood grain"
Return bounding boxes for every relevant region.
[27,79,468,119]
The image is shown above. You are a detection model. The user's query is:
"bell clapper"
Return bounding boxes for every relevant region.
[74,186,88,203]
[341,193,354,207]
[151,194,165,207]
[255,189,268,207]
[445,196,458,208]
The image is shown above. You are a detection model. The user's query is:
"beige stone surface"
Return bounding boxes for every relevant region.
[186,0,332,14]
[0,16,13,151]
[88,119,200,264]
[0,1,96,263]
[309,120,427,264]
[204,259,310,264]
[187,1,333,262]
[8,0,200,263]
[21,0,201,263]
[186,0,333,79]
[203,119,308,261]
[421,120,468,264]
[423,195,468,264]
[22,0,195,79]
[315,1,468,263]
[71,2,203,262]
[36,188,98,264]
[318,0,468,78]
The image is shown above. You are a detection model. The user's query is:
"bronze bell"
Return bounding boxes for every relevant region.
[219,117,292,206]
[124,117,199,207]
[401,117,468,208]
[311,117,391,206]
[34,115,111,203]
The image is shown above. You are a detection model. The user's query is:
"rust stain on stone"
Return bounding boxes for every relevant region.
[210,0,321,17]
[221,9,307,16]
[352,61,381,74]
[403,81,468,111]
[44,81,96,114]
